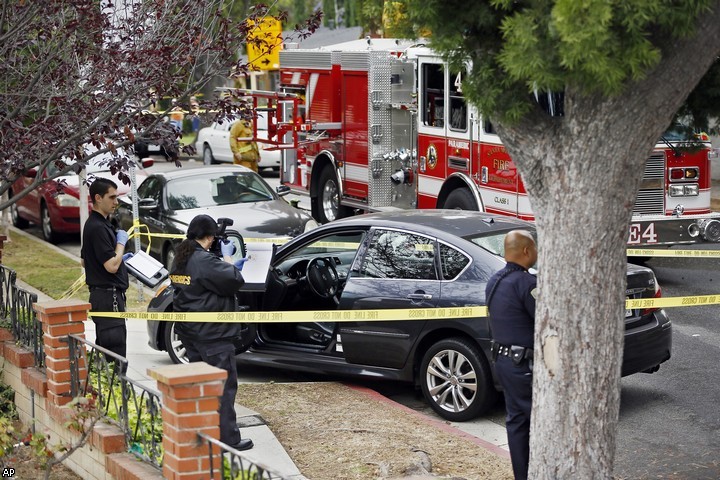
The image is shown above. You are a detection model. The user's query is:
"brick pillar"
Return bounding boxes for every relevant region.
[149,362,226,480]
[34,299,90,407]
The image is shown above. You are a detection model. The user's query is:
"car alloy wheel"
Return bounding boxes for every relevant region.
[420,337,496,421]
[163,321,189,364]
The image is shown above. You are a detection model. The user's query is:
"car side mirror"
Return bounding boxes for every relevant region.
[138,198,159,210]
[141,158,154,168]
[276,185,291,197]
[24,168,37,178]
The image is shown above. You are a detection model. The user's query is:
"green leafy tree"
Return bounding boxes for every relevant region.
[406,0,720,478]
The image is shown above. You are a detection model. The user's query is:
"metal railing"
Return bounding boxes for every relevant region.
[0,264,14,319]
[67,334,163,468]
[0,264,43,368]
[197,432,290,480]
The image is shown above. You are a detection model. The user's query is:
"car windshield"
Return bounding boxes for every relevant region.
[165,172,274,210]
[662,122,706,142]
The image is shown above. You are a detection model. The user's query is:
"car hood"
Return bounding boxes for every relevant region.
[169,200,312,238]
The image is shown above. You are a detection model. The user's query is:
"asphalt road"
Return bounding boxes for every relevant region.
[20,155,720,478]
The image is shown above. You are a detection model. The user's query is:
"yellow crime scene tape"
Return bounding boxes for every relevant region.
[89,293,720,323]
[626,248,720,257]
[80,223,720,322]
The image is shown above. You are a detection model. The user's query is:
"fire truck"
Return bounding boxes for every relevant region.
[246,38,720,247]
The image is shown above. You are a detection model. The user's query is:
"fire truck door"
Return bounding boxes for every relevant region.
[446,69,473,177]
[417,59,449,207]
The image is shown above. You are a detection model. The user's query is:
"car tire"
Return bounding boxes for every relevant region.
[314,166,351,224]
[163,243,176,270]
[419,337,497,422]
[203,145,216,165]
[443,188,478,210]
[40,202,60,243]
[163,321,189,364]
[10,193,28,228]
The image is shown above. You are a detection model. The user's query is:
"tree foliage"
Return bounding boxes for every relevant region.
[0,0,320,210]
[406,0,720,128]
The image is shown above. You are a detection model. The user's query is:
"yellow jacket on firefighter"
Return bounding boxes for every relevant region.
[229,120,260,173]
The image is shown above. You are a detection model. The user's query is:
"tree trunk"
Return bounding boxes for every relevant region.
[488,7,720,474]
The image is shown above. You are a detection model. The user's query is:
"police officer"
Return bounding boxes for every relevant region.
[170,214,253,451]
[485,229,537,480]
[81,178,131,364]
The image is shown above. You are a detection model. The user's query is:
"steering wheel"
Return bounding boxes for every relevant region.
[305,257,340,299]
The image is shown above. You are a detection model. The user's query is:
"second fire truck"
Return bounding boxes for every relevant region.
[247,38,720,247]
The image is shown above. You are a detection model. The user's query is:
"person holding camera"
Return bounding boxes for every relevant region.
[81,178,131,366]
[169,214,253,451]
[485,230,537,480]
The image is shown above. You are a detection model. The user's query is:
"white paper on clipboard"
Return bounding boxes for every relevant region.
[240,242,274,285]
[125,251,163,279]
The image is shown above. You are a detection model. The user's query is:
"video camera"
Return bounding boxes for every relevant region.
[209,217,234,258]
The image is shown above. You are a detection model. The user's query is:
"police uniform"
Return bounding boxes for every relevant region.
[81,211,129,359]
[485,262,536,480]
[171,244,245,446]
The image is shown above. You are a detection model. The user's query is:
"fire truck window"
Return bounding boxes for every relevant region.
[422,64,445,128]
[449,96,467,131]
[483,119,496,134]
[449,70,467,132]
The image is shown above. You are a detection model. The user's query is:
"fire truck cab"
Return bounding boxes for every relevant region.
[250,38,720,247]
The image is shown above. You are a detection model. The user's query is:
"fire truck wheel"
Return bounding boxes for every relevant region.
[315,166,351,224]
[443,188,478,211]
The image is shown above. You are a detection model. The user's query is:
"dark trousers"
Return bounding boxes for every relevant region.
[89,289,127,371]
[495,355,532,480]
[180,337,242,446]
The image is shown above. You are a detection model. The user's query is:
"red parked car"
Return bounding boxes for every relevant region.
[10,154,151,243]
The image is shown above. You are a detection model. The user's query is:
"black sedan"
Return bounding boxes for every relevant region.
[146,211,672,421]
[116,165,318,268]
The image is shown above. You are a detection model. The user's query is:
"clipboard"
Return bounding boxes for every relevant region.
[125,251,169,288]
[238,242,276,292]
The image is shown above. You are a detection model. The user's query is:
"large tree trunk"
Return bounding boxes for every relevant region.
[493,11,720,475]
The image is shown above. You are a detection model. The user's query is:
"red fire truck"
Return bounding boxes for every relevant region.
[247,38,720,247]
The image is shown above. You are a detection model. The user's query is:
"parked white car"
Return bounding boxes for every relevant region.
[196,112,280,171]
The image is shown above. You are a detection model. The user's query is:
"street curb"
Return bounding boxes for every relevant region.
[345,383,511,460]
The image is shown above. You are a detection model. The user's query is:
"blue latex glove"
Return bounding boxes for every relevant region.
[116,230,129,246]
[122,252,134,262]
[220,239,236,257]
[234,257,249,271]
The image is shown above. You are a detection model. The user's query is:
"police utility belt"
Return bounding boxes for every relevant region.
[491,341,533,367]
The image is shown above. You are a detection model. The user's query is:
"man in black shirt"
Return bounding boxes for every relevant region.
[80,178,130,361]
[485,230,538,480]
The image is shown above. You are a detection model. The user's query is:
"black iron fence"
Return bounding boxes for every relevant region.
[0,264,43,368]
[67,334,163,468]
[197,432,290,480]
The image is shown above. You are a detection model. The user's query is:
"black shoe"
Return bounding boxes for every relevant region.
[228,438,254,451]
